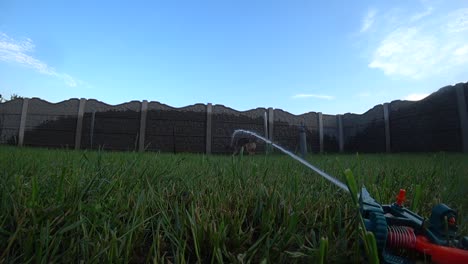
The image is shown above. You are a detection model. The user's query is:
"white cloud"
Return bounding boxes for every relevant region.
[292,94,334,100]
[410,7,433,22]
[446,8,468,33]
[357,92,371,97]
[404,93,429,101]
[368,27,438,79]
[0,32,78,87]
[453,44,468,64]
[360,9,377,33]
[365,7,468,79]
[454,44,468,56]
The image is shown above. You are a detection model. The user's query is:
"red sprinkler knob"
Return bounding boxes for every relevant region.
[396,189,406,207]
[448,216,456,226]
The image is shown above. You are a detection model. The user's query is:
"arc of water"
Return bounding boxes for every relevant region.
[232,129,350,193]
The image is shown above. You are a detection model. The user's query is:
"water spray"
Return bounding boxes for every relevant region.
[232,129,349,192]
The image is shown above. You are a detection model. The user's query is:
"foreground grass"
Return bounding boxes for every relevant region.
[0,146,467,263]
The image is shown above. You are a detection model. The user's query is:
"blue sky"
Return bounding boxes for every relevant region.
[0,0,467,114]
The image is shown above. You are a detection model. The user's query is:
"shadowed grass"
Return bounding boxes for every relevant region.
[0,146,467,263]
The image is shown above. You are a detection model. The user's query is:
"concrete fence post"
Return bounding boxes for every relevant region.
[18,98,29,147]
[299,124,307,158]
[455,83,468,153]
[268,107,274,141]
[263,111,268,153]
[383,103,391,153]
[337,114,344,153]
[74,98,86,150]
[206,103,212,154]
[90,111,96,148]
[138,100,148,152]
[318,112,323,153]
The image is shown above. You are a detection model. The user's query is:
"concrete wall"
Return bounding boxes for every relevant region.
[342,104,386,153]
[81,100,141,151]
[273,110,319,153]
[0,99,23,145]
[1,82,467,153]
[23,98,79,148]
[145,102,206,153]
[323,114,339,152]
[212,105,266,154]
[466,83,468,110]
[389,85,462,152]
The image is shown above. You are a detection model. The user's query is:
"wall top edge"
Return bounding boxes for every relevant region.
[2,82,464,116]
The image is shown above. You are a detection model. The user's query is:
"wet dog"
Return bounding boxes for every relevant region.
[231,137,257,155]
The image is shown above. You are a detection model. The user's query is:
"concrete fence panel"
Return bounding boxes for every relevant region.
[212,105,266,154]
[0,99,23,145]
[464,83,468,152]
[206,103,213,154]
[455,83,468,153]
[342,105,386,153]
[145,102,206,153]
[22,98,79,148]
[322,114,339,153]
[81,100,141,151]
[389,86,461,152]
[138,100,148,152]
[273,109,319,153]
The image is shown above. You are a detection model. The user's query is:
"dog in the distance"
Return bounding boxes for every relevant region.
[231,137,257,155]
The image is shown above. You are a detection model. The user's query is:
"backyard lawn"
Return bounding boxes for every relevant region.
[0,146,467,263]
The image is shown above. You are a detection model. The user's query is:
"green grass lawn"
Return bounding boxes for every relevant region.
[0,146,467,263]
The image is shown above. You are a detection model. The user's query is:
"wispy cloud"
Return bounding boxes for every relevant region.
[363,7,468,79]
[368,27,437,79]
[410,7,433,22]
[404,93,429,101]
[360,9,377,33]
[357,92,371,98]
[446,8,468,33]
[291,94,334,100]
[0,32,78,87]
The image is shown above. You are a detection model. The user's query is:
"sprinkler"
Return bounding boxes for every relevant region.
[360,187,468,263]
[231,129,468,263]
